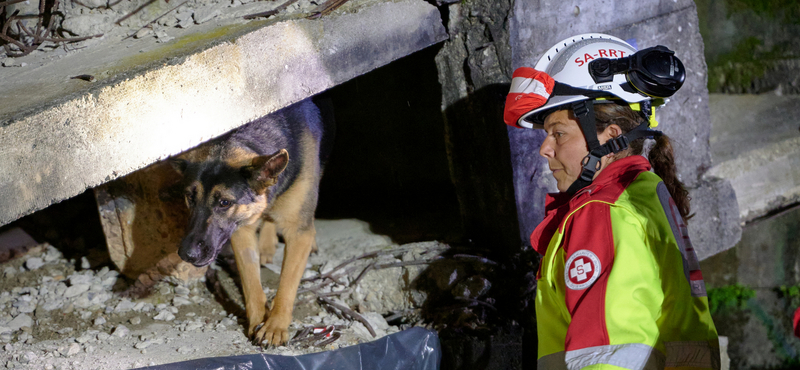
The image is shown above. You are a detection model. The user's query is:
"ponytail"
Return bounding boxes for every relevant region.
[592,102,692,222]
[648,134,692,221]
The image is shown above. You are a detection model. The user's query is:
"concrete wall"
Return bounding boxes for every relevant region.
[507,0,741,259]
[0,0,447,227]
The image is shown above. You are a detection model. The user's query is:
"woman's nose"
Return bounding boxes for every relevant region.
[539,137,554,158]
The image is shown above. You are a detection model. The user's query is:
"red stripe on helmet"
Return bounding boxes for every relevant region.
[504,67,555,128]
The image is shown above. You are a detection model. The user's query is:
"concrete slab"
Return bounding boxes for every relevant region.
[0,0,447,226]
[707,93,800,222]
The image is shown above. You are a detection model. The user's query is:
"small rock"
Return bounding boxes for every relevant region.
[7,314,32,331]
[56,327,73,334]
[25,258,44,271]
[1,58,19,67]
[153,311,175,321]
[93,317,106,326]
[172,297,192,306]
[66,343,80,357]
[112,325,129,338]
[3,266,15,278]
[130,317,141,325]
[451,275,491,300]
[177,346,192,354]
[61,14,113,36]
[114,299,136,313]
[21,351,36,364]
[134,340,152,349]
[96,332,109,342]
[174,286,190,296]
[42,246,62,262]
[220,318,236,326]
[80,257,90,270]
[134,28,153,39]
[155,30,174,43]
[193,5,222,24]
[76,333,94,344]
[63,284,90,298]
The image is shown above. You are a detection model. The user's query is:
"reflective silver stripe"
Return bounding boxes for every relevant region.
[656,181,707,297]
[509,76,551,98]
[538,351,567,370]
[564,343,665,370]
[665,341,720,369]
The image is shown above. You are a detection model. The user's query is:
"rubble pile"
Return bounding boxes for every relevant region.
[0,238,448,370]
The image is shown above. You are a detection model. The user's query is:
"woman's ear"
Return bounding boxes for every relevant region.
[605,124,623,139]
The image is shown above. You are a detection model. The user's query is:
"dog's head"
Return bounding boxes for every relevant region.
[170,149,289,267]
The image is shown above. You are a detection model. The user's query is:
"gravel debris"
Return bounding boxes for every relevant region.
[0,221,446,369]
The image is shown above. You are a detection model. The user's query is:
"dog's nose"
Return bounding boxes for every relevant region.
[178,240,205,264]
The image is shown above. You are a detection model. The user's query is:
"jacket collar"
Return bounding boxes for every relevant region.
[530,155,651,255]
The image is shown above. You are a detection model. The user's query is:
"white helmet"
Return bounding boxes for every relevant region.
[506,33,683,129]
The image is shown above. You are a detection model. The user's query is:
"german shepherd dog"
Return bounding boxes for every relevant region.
[170,98,333,345]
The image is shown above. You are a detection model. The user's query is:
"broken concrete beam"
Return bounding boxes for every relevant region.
[707,93,800,222]
[0,227,38,263]
[0,0,447,227]
[94,160,209,279]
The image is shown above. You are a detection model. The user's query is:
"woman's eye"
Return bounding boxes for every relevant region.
[219,200,232,208]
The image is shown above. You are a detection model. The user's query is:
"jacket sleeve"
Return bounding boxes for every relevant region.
[561,203,664,370]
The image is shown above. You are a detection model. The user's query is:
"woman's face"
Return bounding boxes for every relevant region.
[539,109,621,192]
[539,110,589,192]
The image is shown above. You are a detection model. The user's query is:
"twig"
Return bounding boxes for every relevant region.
[375,258,439,269]
[301,250,381,282]
[318,297,376,337]
[242,0,298,19]
[306,0,349,19]
[453,254,498,265]
[122,0,187,40]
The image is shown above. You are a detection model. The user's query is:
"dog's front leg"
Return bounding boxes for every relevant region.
[254,225,314,346]
[230,223,268,338]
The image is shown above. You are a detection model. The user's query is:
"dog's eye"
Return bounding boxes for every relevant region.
[219,199,232,208]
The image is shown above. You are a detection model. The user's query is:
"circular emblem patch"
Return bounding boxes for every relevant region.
[564,250,601,290]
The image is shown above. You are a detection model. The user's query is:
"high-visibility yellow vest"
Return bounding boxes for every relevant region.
[531,156,720,370]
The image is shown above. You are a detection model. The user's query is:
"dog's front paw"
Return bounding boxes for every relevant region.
[253,314,291,346]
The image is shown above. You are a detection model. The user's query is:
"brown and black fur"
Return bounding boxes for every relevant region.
[170,98,333,345]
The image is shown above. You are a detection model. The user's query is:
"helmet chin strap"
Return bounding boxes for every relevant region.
[564,100,663,195]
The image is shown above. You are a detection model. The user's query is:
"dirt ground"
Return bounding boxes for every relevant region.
[0,218,447,369]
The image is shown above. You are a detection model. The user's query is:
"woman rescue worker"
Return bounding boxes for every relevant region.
[503,34,720,369]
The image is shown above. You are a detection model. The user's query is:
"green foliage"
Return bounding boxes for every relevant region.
[707,284,755,315]
[706,36,793,93]
[724,0,800,25]
[777,284,800,308]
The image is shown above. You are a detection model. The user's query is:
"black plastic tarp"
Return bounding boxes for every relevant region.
[135,327,440,370]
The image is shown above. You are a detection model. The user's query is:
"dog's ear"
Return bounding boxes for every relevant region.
[242,149,289,194]
[170,158,189,175]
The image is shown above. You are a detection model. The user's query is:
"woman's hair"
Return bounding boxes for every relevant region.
[591,101,692,221]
